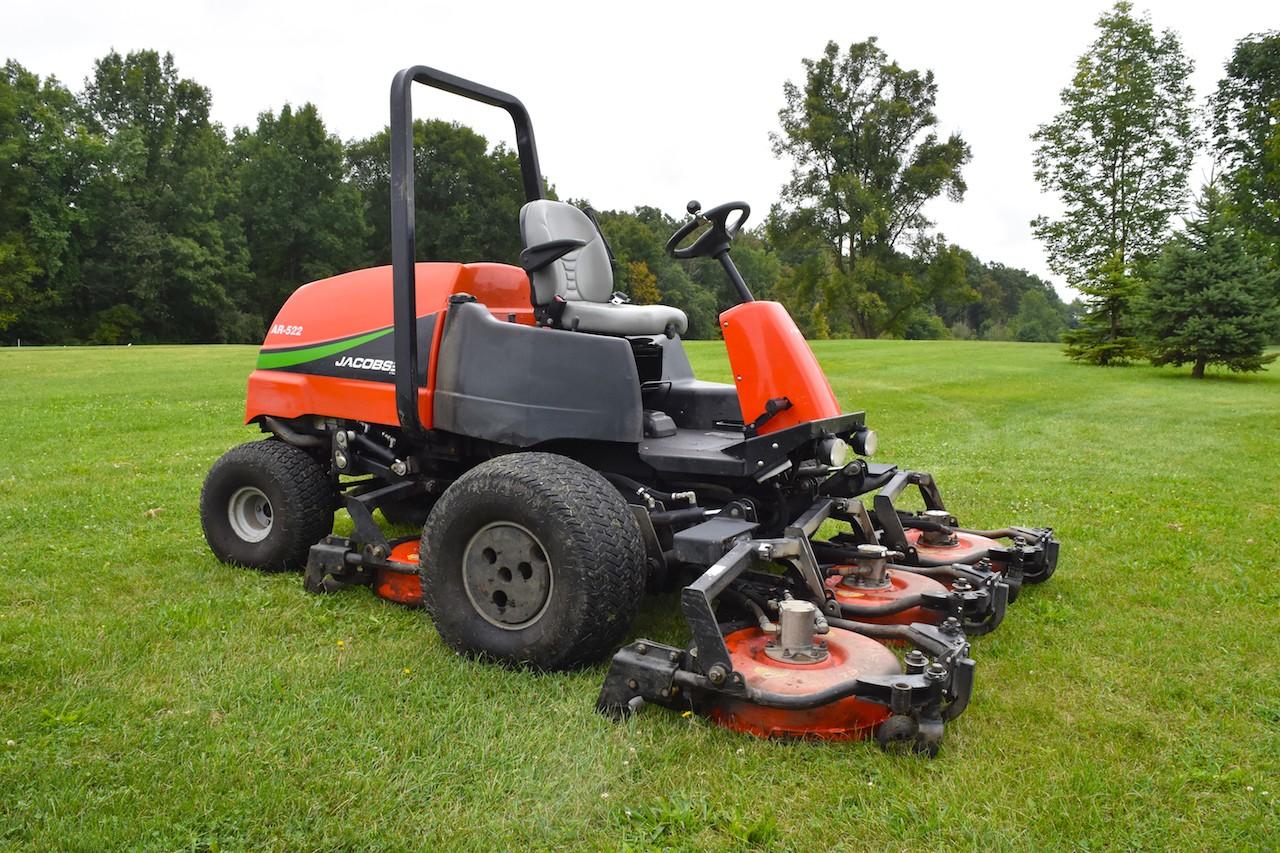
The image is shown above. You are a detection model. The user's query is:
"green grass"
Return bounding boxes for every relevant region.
[1,340,1277,850]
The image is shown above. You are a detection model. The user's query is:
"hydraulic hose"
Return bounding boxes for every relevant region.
[827,618,962,664]
[813,540,993,582]
[908,551,990,567]
[826,617,974,721]
[811,541,863,564]
[720,589,774,633]
[883,563,970,579]
[894,518,1027,542]
[602,472,690,506]
[887,561,996,580]
[667,481,737,503]
[818,466,897,498]
[263,416,326,448]
[957,522,1013,535]
[836,594,928,617]
[900,518,952,532]
[827,617,914,642]
[647,507,712,526]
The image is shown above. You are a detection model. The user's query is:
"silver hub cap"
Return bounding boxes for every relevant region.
[228,486,273,543]
[462,522,553,630]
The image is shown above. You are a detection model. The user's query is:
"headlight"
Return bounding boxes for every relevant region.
[851,428,877,457]
[817,437,851,468]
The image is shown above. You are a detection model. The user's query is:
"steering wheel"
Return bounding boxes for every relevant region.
[665,200,751,259]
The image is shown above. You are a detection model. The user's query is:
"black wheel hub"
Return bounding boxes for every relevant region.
[462,522,553,629]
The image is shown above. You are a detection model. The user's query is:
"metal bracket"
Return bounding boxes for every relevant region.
[832,498,880,546]
[596,640,691,718]
[304,535,370,594]
[681,541,757,681]
[783,498,837,610]
[340,479,425,556]
[672,516,760,566]
[343,495,390,553]
[874,492,911,553]
[873,470,947,553]
[629,504,668,591]
[743,396,793,437]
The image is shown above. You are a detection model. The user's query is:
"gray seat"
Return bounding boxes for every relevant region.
[519,200,689,336]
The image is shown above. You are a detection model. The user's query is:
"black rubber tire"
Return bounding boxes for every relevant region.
[200,439,334,571]
[420,452,647,670]
[1022,557,1057,585]
[874,714,919,751]
[379,496,436,529]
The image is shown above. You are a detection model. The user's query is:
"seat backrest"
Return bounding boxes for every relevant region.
[519,200,614,306]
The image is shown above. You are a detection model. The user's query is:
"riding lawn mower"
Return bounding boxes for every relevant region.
[200,66,1059,755]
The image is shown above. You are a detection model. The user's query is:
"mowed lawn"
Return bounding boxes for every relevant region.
[0,339,1276,850]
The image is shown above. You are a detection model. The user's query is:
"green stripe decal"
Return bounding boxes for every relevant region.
[256,328,394,370]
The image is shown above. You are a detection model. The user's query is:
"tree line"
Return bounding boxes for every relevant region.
[1,44,1075,346]
[5,9,1275,366]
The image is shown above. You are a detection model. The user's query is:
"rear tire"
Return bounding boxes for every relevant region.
[201,440,334,571]
[420,452,646,670]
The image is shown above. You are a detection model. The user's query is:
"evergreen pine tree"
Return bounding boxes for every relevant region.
[1063,254,1143,363]
[1139,185,1279,377]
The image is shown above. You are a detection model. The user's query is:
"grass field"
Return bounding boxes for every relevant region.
[1,340,1277,850]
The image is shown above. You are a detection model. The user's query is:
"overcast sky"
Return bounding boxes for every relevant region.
[6,1,1275,297]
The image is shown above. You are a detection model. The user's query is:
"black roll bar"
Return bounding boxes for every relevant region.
[389,66,544,437]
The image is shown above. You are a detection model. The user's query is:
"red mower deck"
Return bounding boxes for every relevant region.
[704,625,899,739]
[826,568,949,627]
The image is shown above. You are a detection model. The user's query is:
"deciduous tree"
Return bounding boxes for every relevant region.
[1032,1,1196,364]
[595,206,718,338]
[346,120,528,267]
[232,103,369,326]
[771,39,970,337]
[78,50,252,343]
[0,61,87,340]
[1211,31,1280,274]
[1011,289,1067,342]
[626,260,661,305]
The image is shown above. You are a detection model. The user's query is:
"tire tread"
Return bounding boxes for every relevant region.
[421,452,646,670]
[200,439,333,570]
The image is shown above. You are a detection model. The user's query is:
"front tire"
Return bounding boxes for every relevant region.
[420,452,646,670]
[201,440,334,571]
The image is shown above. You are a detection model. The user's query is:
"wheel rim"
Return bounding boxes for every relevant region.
[462,521,553,630]
[228,486,273,543]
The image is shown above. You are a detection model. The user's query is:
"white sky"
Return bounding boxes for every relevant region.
[6,0,1275,298]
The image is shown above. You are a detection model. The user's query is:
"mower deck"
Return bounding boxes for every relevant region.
[593,495,983,753]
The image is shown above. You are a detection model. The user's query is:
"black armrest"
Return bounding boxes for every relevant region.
[519,238,586,274]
